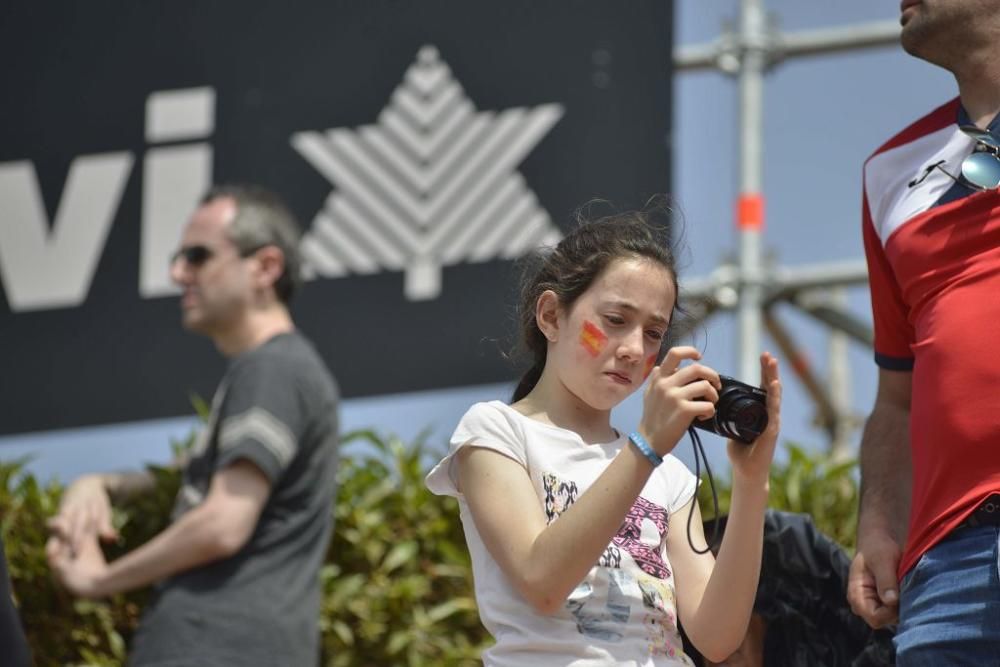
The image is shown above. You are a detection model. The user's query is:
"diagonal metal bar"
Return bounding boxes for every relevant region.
[789,292,874,347]
[763,310,839,439]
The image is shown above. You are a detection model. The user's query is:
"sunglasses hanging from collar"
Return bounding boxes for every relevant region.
[913,125,1000,191]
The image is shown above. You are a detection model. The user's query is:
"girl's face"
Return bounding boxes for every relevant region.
[547,256,676,412]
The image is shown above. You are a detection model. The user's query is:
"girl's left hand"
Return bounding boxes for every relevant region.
[727,352,781,482]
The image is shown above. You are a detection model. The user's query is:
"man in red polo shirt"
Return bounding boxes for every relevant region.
[848,1,1000,663]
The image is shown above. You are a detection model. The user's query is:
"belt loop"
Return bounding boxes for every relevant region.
[961,493,1000,530]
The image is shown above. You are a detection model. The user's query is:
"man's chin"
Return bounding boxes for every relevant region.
[899,18,928,57]
[180,311,210,334]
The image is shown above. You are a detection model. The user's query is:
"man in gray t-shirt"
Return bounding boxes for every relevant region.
[47,185,339,666]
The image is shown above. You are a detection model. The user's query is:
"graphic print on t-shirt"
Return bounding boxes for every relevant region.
[611,496,671,579]
[566,569,632,641]
[543,471,685,658]
[637,573,685,659]
[543,472,580,523]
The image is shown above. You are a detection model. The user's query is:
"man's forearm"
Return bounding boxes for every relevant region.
[98,470,158,503]
[96,503,232,596]
[858,402,912,544]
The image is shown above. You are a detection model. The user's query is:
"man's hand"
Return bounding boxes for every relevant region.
[47,474,117,556]
[848,369,911,629]
[847,529,901,628]
[46,533,109,599]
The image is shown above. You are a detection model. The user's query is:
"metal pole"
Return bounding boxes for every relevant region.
[828,288,854,460]
[673,7,901,448]
[737,0,767,383]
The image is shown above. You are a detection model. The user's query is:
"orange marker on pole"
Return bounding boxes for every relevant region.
[737,193,765,230]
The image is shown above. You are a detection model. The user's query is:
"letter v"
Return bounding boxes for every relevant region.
[0,152,133,312]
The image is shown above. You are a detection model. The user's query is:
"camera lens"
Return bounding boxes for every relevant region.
[716,388,768,442]
[690,375,768,444]
[721,397,767,442]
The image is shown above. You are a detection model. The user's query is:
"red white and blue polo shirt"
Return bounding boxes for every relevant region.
[863,97,1000,578]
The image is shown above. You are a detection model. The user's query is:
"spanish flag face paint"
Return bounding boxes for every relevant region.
[580,320,608,357]
[644,354,657,379]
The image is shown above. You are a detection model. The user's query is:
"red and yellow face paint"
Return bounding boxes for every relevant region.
[579,320,608,357]
[643,354,657,379]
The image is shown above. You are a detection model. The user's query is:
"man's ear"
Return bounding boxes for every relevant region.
[251,245,285,293]
[536,290,562,343]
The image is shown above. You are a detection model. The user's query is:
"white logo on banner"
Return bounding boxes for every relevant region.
[0,87,214,311]
[291,45,564,301]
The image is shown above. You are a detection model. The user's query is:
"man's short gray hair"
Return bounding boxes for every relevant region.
[201,184,303,303]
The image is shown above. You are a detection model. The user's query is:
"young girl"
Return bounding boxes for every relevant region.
[426,209,781,666]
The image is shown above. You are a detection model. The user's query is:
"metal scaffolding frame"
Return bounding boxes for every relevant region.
[673,2,900,456]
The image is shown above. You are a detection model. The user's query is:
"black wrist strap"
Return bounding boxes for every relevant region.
[686,426,722,555]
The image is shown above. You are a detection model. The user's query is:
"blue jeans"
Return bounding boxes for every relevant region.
[895,524,1000,665]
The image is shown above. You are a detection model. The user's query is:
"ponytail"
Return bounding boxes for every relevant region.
[511,358,546,402]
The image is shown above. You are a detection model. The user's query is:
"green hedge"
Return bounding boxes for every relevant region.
[2,431,490,667]
[696,442,860,550]
[2,433,858,666]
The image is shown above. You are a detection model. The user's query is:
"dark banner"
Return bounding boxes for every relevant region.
[0,1,673,435]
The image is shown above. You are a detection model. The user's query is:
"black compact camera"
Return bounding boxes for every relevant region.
[692,375,768,444]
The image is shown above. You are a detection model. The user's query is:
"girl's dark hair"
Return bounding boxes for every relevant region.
[511,201,681,402]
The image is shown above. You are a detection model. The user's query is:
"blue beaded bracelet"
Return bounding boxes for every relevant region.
[628,432,663,468]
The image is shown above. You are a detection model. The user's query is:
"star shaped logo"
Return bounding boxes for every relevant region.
[291,45,564,300]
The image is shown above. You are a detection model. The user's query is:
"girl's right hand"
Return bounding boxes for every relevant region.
[638,346,722,457]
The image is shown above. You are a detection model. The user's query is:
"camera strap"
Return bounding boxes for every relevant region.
[685,425,723,555]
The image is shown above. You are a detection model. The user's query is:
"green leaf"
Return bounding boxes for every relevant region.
[382,541,419,573]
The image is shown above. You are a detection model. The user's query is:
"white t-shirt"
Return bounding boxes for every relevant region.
[426,401,698,667]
